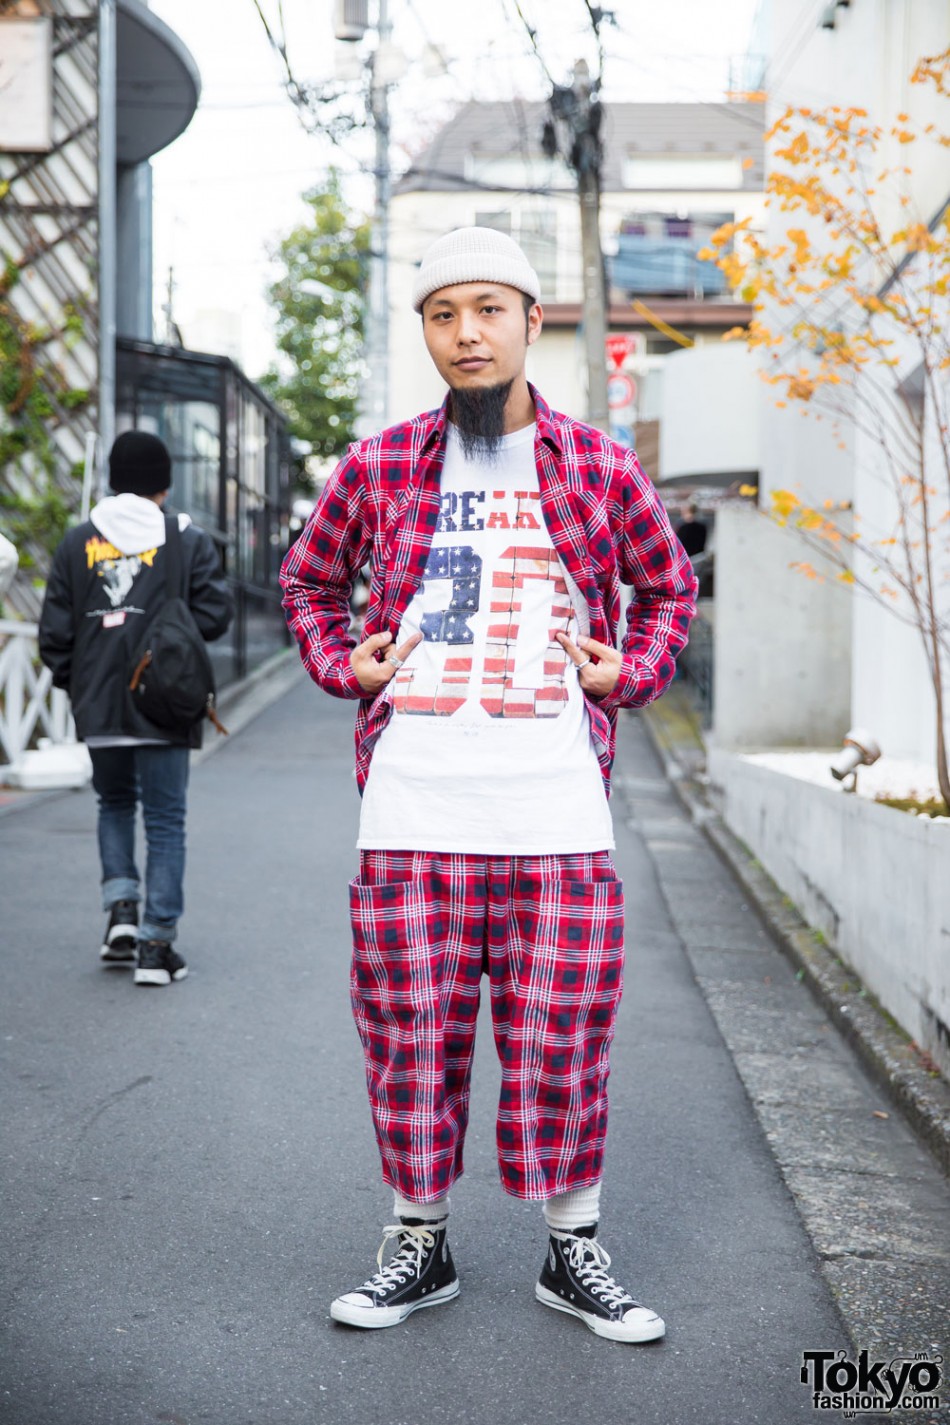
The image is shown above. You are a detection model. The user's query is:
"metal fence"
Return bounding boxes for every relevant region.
[0,619,73,765]
[678,608,714,728]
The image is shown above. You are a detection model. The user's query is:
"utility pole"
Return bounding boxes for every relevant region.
[364,0,392,436]
[571,60,609,430]
[97,0,117,494]
[546,60,609,431]
[337,0,392,437]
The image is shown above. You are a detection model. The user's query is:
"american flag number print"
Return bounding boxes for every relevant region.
[391,532,573,719]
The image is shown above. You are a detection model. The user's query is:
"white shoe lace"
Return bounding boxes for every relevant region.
[566,1237,638,1311]
[356,1224,436,1296]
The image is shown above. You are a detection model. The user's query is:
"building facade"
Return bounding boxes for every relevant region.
[698,0,950,756]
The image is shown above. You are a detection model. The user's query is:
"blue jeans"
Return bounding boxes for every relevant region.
[89,745,191,944]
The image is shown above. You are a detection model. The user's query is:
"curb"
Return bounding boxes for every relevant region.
[192,646,304,765]
[638,700,950,1181]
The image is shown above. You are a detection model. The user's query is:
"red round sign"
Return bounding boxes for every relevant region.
[607,372,636,409]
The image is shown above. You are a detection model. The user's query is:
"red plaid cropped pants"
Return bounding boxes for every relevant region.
[348,849,625,1202]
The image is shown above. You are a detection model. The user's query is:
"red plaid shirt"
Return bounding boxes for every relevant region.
[280,386,697,796]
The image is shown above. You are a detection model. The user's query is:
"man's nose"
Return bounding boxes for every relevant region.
[456,311,481,345]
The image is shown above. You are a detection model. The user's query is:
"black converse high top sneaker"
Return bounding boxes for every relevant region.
[536,1226,665,1343]
[134,940,188,987]
[100,900,139,966]
[330,1218,459,1329]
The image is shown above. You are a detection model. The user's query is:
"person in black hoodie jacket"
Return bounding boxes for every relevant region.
[39,431,233,986]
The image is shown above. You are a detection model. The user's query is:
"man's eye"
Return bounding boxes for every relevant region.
[481,306,500,315]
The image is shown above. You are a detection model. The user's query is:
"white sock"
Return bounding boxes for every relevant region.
[393,1191,450,1224]
[542,1183,602,1234]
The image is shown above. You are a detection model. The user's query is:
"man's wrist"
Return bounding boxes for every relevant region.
[598,653,641,710]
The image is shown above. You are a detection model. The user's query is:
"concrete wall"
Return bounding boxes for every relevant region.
[708,746,950,1077]
[850,406,946,763]
[768,0,950,225]
[846,303,950,765]
[660,342,761,481]
[713,503,852,748]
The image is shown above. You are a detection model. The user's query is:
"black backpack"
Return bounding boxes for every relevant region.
[127,516,227,735]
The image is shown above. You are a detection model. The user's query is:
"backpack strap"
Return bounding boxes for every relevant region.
[69,526,90,631]
[163,514,186,600]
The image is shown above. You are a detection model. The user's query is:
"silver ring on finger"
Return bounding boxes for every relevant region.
[386,653,404,669]
[575,656,592,669]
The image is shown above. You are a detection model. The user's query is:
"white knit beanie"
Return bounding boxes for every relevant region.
[412,226,542,312]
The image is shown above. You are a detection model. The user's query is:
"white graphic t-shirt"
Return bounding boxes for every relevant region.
[357,423,614,854]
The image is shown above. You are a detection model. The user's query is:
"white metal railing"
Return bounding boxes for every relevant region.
[0,619,74,765]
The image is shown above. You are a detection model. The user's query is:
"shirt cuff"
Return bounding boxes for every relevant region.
[336,655,369,700]
[597,653,643,712]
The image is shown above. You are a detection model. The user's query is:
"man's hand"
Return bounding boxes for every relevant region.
[349,629,423,695]
[555,632,623,699]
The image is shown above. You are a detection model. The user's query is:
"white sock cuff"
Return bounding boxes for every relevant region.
[393,1191,450,1223]
[542,1182,602,1233]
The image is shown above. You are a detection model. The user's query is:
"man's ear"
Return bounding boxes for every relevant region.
[527,303,543,346]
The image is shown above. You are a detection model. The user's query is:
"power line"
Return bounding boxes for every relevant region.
[765,0,828,93]
[501,0,557,87]
[251,0,371,161]
[396,162,563,198]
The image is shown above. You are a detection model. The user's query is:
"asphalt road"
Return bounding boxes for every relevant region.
[1,681,849,1425]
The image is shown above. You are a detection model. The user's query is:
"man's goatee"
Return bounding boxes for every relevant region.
[449,380,515,462]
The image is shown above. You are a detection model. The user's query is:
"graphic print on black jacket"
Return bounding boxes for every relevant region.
[39,500,233,748]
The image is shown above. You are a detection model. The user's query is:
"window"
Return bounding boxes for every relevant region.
[465,155,573,189]
[622,155,744,190]
[610,210,734,298]
[474,211,512,236]
[473,209,558,299]
[519,210,557,298]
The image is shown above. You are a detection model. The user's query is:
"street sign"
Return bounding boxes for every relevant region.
[612,424,635,449]
[607,372,636,410]
[605,333,638,370]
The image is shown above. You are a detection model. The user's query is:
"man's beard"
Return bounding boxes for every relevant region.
[449,379,514,462]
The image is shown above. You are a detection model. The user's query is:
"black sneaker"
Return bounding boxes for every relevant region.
[536,1228,665,1343]
[330,1219,459,1329]
[134,940,188,987]
[100,900,139,966]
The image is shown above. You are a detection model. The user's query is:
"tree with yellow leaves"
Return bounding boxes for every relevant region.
[702,48,950,805]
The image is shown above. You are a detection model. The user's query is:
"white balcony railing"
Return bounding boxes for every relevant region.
[0,619,74,765]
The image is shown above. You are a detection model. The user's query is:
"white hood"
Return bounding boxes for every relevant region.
[89,494,191,555]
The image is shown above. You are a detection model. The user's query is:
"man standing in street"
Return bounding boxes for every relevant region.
[39,431,232,987]
[281,228,697,1342]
